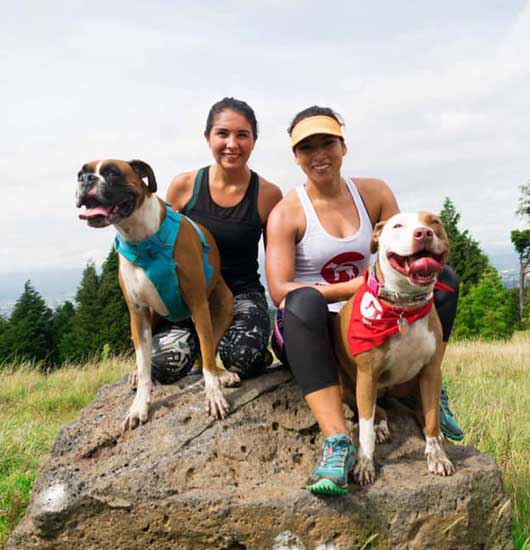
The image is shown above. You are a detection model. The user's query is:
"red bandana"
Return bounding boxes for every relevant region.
[347,271,434,356]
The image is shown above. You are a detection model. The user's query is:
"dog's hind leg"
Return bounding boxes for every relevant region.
[208,280,239,388]
[374,405,390,443]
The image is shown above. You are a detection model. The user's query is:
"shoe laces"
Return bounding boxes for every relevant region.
[440,387,454,417]
[319,437,350,470]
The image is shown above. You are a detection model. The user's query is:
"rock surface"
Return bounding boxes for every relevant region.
[7,367,512,550]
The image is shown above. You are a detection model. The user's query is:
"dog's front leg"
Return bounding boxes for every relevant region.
[122,307,152,431]
[353,359,378,485]
[190,299,229,419]
[419,355,455,476]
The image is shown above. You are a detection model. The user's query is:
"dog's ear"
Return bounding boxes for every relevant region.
[370,221,386,253]
[129,160,157,193]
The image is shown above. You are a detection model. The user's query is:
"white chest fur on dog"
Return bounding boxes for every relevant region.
[119,256,169,317]
[380,316,436,388]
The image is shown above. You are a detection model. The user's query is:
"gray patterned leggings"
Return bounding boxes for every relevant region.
[151,290,272,384]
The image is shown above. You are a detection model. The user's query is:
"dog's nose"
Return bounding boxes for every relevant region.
[413,227,433,241]
[81,173,99,187]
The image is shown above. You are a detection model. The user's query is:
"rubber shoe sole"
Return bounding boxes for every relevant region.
[442,429,464,442]
[305,478,348,495]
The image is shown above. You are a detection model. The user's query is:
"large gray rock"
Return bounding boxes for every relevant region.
[7,368,512,549]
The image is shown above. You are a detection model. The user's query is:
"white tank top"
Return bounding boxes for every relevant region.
[294,178,373,312]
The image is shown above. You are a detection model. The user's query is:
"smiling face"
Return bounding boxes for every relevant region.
[206,109,255,170]
[293,133,346,183]
[76,160,155,228]
[373,212,449,288]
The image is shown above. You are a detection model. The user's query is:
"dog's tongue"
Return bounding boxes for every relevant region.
[409,257,443,278]
[79,205,112,220]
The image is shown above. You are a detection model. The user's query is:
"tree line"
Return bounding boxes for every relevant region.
[1,196,529,370]
[0,248,131,368]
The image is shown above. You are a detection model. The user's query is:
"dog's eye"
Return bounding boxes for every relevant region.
[393,223,403,229]
[431,219,440,225]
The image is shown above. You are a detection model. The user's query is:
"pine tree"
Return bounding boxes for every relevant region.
[63,261,101,361]
[453,266,515,341]
[0,315,9,365]
[440,198,489,294]
[0,281,54,366]
[511,181,530,326]
[510,229,530,325]
[96,247,132,355]
[53,300,75,364]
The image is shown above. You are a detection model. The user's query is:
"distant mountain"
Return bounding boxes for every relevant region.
[485,247,519,288]
[0,268,84,317]
[0,245,522,317]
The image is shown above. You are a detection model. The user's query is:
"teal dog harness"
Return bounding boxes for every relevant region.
[114,203,213,322]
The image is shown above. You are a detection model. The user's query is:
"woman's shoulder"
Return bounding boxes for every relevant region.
[351,177,391,195]
[257,174,282,202]
[268,188,303,224]
[166,170,199,211]
[256,174,283,223]
[349,177,399,224]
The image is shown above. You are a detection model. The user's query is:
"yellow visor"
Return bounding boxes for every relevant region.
[290,115,343,148]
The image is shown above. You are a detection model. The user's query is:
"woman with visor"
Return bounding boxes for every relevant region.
[266,106,462,495]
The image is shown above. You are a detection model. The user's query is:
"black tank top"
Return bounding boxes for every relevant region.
[183,166,264,294]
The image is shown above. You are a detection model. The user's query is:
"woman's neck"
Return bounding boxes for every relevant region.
[305,174,345,200]
[211,163,251,188]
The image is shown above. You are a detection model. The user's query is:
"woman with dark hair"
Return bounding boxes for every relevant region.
[152,97,282,384]
[266,105,462,495]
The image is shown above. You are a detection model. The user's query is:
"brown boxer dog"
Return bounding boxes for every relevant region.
[333,212,455,484]
[76,159,238,431]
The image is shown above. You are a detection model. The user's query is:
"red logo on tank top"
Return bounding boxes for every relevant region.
[320,252,365,283]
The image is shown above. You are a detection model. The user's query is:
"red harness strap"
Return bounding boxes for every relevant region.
[347,272,437,356]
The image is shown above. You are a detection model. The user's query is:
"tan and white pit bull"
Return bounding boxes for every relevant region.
[333,212,456,484]
[76,159,238,431]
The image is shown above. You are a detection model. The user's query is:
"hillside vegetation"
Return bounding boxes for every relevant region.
[1,335,529,548]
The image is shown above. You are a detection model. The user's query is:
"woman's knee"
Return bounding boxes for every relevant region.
[435,266,460,342]
[221,342,270,379]
[284,287,327,322]
[151,327,198,384]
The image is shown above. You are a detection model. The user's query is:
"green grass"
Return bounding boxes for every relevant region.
[0,356,132,547]
[444,331,530,549]
[1,335,529,548]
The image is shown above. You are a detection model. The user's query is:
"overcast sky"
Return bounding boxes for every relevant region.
[2,0,529,275]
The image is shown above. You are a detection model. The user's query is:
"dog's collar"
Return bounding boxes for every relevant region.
[366,263,452,309]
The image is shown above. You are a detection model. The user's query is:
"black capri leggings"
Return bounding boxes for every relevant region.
[271,266,459,396]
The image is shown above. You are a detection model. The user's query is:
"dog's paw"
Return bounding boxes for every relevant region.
[219,370,240,388]
[204,383,230,419]
[122,396,149,431]
[375,418,391,443]
[425,436,455,476]
[128,370,138,392]
[353,455,376,485]
[427,454,455,476]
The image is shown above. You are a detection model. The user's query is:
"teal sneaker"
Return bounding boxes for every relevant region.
[305,434,356,495]
[440,386,464,442]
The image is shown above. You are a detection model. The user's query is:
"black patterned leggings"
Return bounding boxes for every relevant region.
[151,290,272,384]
